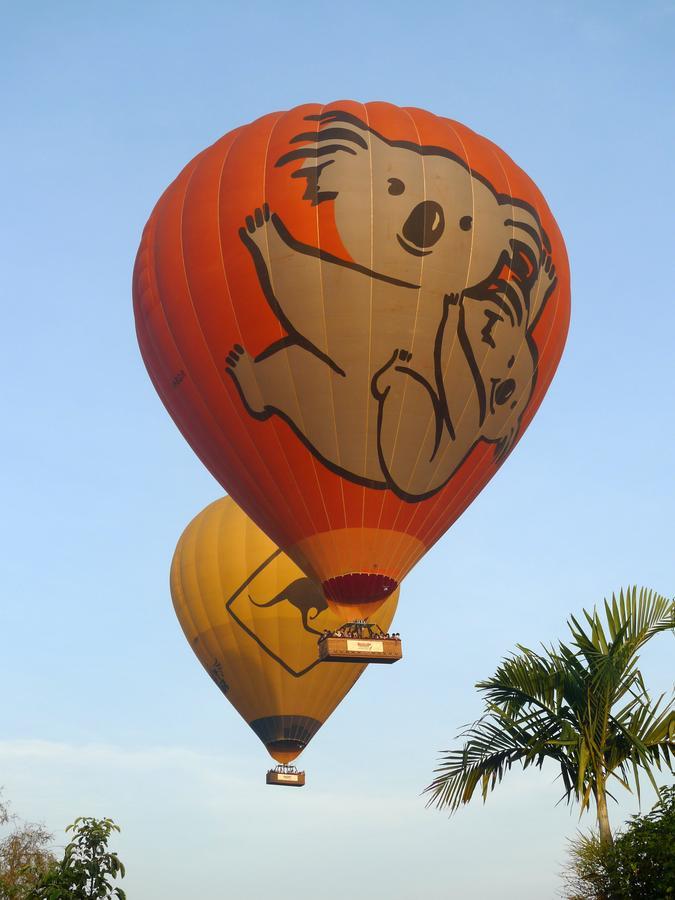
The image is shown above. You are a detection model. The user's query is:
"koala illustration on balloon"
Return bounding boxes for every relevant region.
[226,110,557,501]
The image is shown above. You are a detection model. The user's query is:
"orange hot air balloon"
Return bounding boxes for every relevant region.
[135,101,570,618]
[171,496,399,764]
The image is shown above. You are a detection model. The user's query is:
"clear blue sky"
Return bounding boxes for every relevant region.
[2,2,674,897]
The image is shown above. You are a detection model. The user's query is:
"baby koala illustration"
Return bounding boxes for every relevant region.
[227,110,557,501]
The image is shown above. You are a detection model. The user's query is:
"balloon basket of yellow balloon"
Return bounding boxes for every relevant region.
[317,622,402,664]
[266,764,306,787]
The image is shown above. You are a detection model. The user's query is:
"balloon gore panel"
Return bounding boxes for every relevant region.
[139,101,570,615]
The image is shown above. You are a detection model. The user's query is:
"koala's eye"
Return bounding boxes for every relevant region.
[495,379,516,405]
[387,178,405,196]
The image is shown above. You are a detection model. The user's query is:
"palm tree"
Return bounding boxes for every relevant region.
[424,587,674,844]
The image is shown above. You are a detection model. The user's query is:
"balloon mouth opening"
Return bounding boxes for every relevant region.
[323,573,398,605]
[266,740,305,764]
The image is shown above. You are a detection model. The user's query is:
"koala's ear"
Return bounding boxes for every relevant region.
[275,113,370,206]
[506,206,558,327]
[289,158,343,206]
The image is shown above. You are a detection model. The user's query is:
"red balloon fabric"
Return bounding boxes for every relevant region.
[134,100,570,616]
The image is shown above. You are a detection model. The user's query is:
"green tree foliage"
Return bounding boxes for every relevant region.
[0,792,56,900]
[563,784,675,899]
[29,818,125,900]
[424,587,675,844]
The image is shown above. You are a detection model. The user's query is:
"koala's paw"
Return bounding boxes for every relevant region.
[372,349,413,399]
[241,204,271,245]
[225,344,266,415]
[540,248,557,286]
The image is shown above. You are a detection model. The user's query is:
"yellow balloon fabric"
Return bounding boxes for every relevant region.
[171,497,399,763]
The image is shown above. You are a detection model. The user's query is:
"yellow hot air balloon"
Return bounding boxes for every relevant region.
[170,497,399,769]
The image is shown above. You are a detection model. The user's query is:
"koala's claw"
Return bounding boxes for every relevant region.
[540,249,556,283]
[225,344,266,415]
[225,344,245,368]
[245,204,271,234]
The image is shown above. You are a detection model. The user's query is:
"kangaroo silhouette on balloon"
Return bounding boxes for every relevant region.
[249,577,328,636]
[227,110,557,501]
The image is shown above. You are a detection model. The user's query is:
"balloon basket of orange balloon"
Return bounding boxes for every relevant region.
[317,622,402,664]
[266,764,306,787]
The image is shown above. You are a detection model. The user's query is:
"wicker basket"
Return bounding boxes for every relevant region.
[266,766,306,787]
[318,635,402,664]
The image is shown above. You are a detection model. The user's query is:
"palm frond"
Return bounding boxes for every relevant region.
[427,586,674,822]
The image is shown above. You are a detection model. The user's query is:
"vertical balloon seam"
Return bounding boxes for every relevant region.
[229,525,295,717]
[260,105,344,572]
[185,510,221,698]
[243,511,284,735]
[370,104,426,572]
[267,546,287,725]
[502,163,569,412]
[339,98,374,578]
[169,538,194,665]
[247,515,309,746]
[362,100,377,549]
[381,112,478,579]
[134,180,219,477]
[135,186,242,492]
[177,513,227,717]
[411,115,484,502]
[487,140,570,428]
[142,157,280,528]
[235,509,278,735]
[193,502,233,710]
[225,503,277,737]
[375,105,438,563]
[231,506,278,736]
[290,553,327,740]
[313,100,350,539]
[198,501,240,720]
[481,135,536,445]
[386,113,475,572]
[215,114,328,558]
[176,131,299,539]
[182,509,217,663]
[246,520,309,757]
[391,105,433,511]
[368,102,397,547]
[134,288,227,495]
[408,123,512,525]
[171,531,202,677]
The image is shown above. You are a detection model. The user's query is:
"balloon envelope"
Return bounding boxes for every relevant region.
[170,496,399,763]
[136,101,570,617]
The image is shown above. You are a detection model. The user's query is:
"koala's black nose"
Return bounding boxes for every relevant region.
[402,201,445,249]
